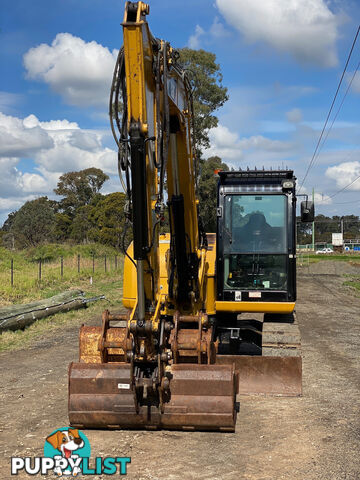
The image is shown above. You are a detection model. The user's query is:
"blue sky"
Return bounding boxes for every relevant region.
[1,0,360,226]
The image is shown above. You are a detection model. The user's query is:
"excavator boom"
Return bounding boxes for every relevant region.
[69,1,237,431]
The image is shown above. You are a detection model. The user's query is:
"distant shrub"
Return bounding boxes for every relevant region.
[26,244,66,262]
[25,243,120,262]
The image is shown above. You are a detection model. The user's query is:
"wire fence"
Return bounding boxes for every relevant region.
[3,254,122,289]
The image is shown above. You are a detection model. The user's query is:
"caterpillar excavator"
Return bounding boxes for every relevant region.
[68,1,314,431]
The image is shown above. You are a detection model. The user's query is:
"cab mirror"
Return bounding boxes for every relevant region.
[301,201,314,222]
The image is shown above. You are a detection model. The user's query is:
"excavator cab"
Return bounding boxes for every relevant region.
[216,170,296,306]
[214,170,303,396]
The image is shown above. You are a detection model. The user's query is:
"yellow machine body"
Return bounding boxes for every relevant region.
[123,235,295,316]
[68,2,302,433]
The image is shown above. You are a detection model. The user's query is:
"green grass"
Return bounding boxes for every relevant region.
[343,277,360,293]
[0,275,124,353]
[297,253,360,265]
[0,243,122,304]
[0,243,125,352]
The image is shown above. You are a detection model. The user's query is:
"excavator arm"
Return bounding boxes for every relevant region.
[120,1,203,320]
[68,1,237,431]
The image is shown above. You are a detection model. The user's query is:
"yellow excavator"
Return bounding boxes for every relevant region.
[68,1,314,431]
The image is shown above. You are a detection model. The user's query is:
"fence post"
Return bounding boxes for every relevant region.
[61,256,63,278]
[104,254,107,273]
[38,258,42,281]
[92,254,95,274]
[11,259,14,287]
[115,255,117,270]
[77,254,80,273]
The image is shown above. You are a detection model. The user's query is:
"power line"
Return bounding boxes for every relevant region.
[313,60,360,162]
[299,25,360,193]
[332,199,360,205]
[315,147,360,203]
[329,172,360,199]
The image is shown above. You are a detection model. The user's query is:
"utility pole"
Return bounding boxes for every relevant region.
[312,187,315,251]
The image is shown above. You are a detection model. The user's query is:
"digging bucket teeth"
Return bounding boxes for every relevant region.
[68,362,237,431]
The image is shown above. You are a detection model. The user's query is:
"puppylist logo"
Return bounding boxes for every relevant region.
[11,428,131,476]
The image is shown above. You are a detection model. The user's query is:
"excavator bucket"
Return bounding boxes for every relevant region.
[68,363,237,431]
[161,364,237,431]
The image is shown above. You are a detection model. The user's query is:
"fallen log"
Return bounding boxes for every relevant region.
[0,290,105,332]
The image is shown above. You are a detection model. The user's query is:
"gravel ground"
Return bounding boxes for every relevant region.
[0,261,359,480]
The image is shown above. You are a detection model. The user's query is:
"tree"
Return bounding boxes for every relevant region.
[70,205,93,244]
[9,197,56,248]
[1,211,17,249]
[53,213,72,242]
[2,211,17,232]
[54,168,109,217]
[296,214,360,245]
[296,218,312,245]
[197,156,229,232]
[177,48,228,158]
[87,192,128,248]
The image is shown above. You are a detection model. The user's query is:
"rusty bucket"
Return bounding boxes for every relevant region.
[216,355,302,396]
[68,362,237,431]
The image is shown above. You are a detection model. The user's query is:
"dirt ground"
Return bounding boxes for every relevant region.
[1,261,360,480]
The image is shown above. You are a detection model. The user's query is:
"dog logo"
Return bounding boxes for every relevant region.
[44,428,90,476]
[11,428,130,476]
[46,429,84,460]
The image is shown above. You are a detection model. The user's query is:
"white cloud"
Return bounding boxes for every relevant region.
[314,192,332,205]
[204,124,293,167]
[326,161,360,191]
[0,112,54,157]
[21,173,50,193]
[23,33,118,107]
[0,157,21,198]
[0,156,51,204]
[69,130,102,151]
[32,120,117,175]
[188,25,205,49]
[0,112,121,224]
[25,115,79,131]
[205,124,243,160]
[286,108,303,123]
[0,196,34,212]
[240,135,291,152]
[216,0,339,67]
[0,112,117,175]
[209,16,231,39]
[188,17,229,49]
